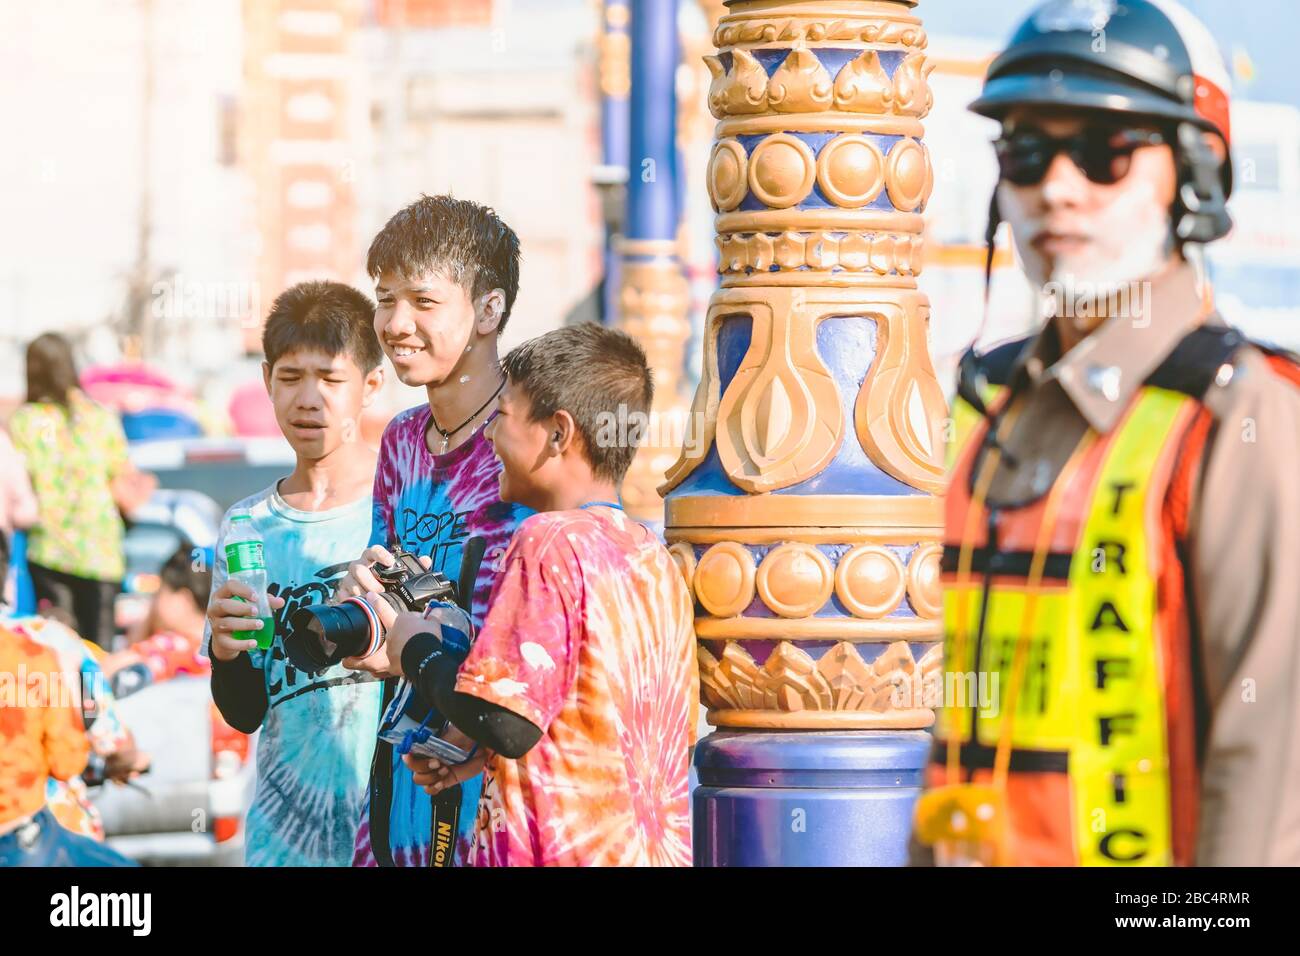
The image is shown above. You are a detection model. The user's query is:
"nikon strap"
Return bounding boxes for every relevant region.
[369,677,398,867]
[428,785,462,867]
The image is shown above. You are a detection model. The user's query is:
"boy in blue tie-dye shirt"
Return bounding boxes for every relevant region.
[204,281,387,866]
[333,196,529,867]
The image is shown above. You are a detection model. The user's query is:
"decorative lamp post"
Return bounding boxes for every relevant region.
[663,0,947,866]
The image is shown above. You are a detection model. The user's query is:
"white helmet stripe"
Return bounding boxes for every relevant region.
[1147,0,1232,94]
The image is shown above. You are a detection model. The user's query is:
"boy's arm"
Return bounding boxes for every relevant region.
[401,636,541,758]
[443,529,581,756]
[1191,351,1300,865]
[210,654,268,735]
[204,514,269,734]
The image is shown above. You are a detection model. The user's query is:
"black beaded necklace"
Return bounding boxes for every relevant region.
[430,377,505,453]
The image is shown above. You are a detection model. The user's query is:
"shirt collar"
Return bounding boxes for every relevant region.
[1009,261,1211,434]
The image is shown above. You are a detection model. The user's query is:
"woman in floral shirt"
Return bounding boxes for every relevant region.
[8,334,136,648]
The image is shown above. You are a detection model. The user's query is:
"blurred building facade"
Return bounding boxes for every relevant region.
[239,0,367,354]
[1,0,608,429]
[0,0,249,411]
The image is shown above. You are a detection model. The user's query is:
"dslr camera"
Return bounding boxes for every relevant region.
[283,538,484,673]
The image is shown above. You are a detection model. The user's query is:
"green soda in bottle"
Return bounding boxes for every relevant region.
[225,512,275,650]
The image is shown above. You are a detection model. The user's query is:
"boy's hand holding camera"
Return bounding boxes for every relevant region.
[334,544,402,601]
[207,580,286,662]
[332,547,435,678]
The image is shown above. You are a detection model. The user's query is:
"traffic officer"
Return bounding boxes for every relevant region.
[913,0,1300,866]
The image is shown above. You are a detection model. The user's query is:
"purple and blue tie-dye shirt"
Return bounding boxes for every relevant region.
[352,404,528,867]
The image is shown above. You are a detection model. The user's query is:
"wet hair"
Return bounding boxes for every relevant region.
[262,281,382,372]
[501,323,654,484]
[160,544,213,610]
[25,333,80,408]
[366,194,521,331]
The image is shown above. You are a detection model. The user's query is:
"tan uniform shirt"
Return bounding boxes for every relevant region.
[976,260,1300,866]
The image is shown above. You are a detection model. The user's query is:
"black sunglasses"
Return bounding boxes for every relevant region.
[994,126,1167,186]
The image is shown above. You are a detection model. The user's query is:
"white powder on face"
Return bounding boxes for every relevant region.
[1000,165,1173,296]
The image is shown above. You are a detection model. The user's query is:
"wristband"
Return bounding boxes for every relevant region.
[401,631,444,683]
[416,647,444,680]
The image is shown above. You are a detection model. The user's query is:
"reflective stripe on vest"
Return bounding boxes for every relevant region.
[941,385,1199,866]
[945,390,995,474]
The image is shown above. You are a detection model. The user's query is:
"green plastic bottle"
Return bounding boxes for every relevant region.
[225,512,275,650]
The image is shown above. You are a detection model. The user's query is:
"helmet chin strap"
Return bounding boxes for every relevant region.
[955,191,1002,414]
[1182,240,1214,315]
[1167,121,1228,314]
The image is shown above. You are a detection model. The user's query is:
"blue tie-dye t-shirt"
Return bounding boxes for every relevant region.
[204,484,384,867]
[352,405,528,867]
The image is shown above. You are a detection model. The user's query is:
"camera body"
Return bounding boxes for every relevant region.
[283,547,460,673]
[371,549,458,617]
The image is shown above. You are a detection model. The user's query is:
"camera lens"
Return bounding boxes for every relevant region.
[284,600,377,672]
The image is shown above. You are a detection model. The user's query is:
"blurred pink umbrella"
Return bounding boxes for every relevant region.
[228,381,279,437]
[82,363,189,414]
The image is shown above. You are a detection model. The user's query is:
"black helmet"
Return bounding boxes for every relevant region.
[972,0,1233,243]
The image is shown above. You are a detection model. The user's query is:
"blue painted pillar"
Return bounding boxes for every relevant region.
[627,0,680,243]
[617,0,691,528]
[660,0,948,866]
[599,0,632,325]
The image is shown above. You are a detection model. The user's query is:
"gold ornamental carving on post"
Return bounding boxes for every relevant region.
[618,237,693,525]
[662,0,947,732]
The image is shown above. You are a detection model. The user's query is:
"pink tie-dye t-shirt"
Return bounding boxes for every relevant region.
[352,405,528,868]
[455,505,698,867]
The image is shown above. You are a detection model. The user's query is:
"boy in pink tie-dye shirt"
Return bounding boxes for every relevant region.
[370,323,697,866]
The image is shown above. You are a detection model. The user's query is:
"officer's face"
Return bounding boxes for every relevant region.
[997,108,1178,299]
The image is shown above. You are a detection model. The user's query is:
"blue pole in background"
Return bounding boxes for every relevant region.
[626,0,680,243]
[616,0,691,529]
[599,0,632,325]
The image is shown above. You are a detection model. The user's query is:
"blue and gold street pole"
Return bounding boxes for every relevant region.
[618,0,691,527]
[599,0,632,325]
[663,0,947,865]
